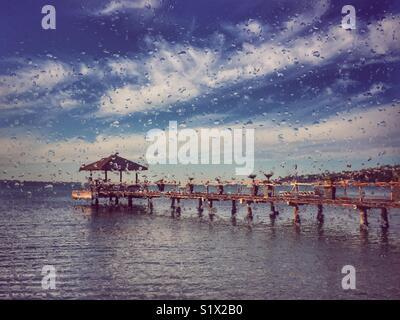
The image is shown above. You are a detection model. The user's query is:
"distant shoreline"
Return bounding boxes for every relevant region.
[1,164,399,185]
[0,180,81,186]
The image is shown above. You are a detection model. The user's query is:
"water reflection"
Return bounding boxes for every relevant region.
[359,228,369,246]
[49,203,400,249]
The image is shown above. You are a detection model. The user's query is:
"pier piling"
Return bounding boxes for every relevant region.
[73,174,400,230]
[291,204,301,224]
[208,199,214,220]
[231,200,237,216]
[176,199,181,216]
[147,198,153,212]
[380,208,389,229]
[246,201,253,220]
[269,202,278,217]
[197,198,204,215]
[317,204,324,224]
[359,206,369,228]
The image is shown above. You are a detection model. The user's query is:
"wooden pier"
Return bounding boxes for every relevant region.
[73,180,400,229]
[72,154,400,229]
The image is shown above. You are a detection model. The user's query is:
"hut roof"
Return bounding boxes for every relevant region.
[79,153,148,172]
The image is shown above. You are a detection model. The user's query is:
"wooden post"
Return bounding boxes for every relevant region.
[293,204,300,224]
[251,184,258,196]
[119,171,122,183]
[269,202,278,217]
[176,198,181,216]
[135,172,138,184]
[359,206,368,228]
[208,199,214,220]
[128,196,132,207]
[317,204,324,223]
[115,197,119,205]
[147,198,153,212]
[198,198,203,215]
[105,170,108,181]
[231,200,237,216]
[246,201,253,220]
[380,208,389,229]
[171,198,176,209]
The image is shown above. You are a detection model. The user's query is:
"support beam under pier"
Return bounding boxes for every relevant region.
[246,201,253,220]
[269,202,278,218]
[176,199,181,216]
[380,208,389,229]
[197,198,204,215]
[317,204,324,224]
[147,198,153,213]
[208,200,214,220]
[358,206,369,229]
[231,200,237,216]
[288,203,300,225]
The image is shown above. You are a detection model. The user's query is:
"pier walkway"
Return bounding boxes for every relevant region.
[72,180,400,229]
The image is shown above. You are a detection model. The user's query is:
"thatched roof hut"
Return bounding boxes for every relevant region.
[79,153,147,183]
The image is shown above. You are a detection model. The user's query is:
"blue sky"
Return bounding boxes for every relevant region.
[0,0,399,182]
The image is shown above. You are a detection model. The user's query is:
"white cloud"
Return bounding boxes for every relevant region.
[223,19,265,41]
[182,103,400,160]
[173,103,400,162]
[0,133,149,182]
[0,132,148,179]
[252,104,400,160]
[0,61,71,98]
[1,6,398,119]
[99,0,161,15]
[98,16,372,116]
[367,14,400,54]
[98,44,217,115]
[58,98,81,110]
[279,0,330,39]
[240,20,263,35]
[1,104,398,180]
[108,59,141,76]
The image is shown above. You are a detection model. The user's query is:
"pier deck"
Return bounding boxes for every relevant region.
[88,190,399,209]
[72,181,400,229]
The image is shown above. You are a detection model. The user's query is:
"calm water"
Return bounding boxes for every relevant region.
[0,182,399,299]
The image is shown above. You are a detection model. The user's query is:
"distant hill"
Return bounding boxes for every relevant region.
[277,165,400,183]
[1,164,400,185]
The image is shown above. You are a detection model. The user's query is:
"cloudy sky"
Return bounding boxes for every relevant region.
[0,0,399,182]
